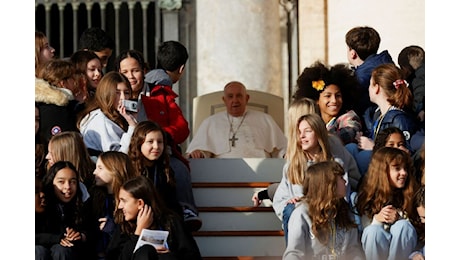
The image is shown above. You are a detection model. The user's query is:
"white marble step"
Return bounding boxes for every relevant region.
[194,235,285,257]
[198,211,282,231]
[193,187,272,207]
[190,158,285,183]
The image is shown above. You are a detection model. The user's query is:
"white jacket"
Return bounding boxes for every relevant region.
[79,108,135,154]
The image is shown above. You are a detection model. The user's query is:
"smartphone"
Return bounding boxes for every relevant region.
[123,99,138,112]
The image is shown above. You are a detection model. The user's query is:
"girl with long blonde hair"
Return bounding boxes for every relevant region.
[46,131,95,189]
[273,112,335,243]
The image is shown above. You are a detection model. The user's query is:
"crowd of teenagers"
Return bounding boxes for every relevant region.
[36,25,425,260]
[36,27,202,260]
[257,26,425,260]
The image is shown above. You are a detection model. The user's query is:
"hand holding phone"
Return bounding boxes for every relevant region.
[123,99,138,112]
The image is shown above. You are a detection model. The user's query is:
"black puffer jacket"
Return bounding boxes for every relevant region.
[35,78,79,145]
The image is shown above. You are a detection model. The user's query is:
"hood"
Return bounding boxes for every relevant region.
[79,108,100,132]
[35,78,74,106]
[144,69,172,86]
[359,50,394,71]
[355,50,394,87]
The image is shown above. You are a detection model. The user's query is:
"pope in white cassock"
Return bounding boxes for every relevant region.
[186,81,287,159]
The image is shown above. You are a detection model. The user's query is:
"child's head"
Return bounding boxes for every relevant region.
[129,120,167,162]
[345,26,381,63]
[46,131,94,183]
[129,121,176,185]
[35,31,55,76]
[78,27,115,68]
[156,41,188,83]
[357,147,417,218]
[95,71,132,111]
[285,97,318,160]
[397,45,425,79]
[38,59,77,93]
[94,151,137,197]
[35,176,46,213]
[115,49,146,96]
[303,160,347,201]
[117,175,165,222]
[368,147,414,190]
[414,185,425,223]
[288,98,319,127]
[157,41,188,71]
[70,50,102,91]
[43,161,81,204]
[373,127,409,154]
[369,63,413,109]
[294,61,358,118]
[296,113,331,159]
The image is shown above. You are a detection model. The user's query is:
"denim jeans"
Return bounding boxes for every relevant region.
[282,202,296,245]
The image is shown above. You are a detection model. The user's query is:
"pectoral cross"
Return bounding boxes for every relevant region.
[229,134,238,147]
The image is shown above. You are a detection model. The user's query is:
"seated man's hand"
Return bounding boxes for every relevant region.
[187,150,208,158]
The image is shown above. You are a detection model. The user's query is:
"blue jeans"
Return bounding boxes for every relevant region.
[282,202,296,244]
[345,143,372,176]
[362,219,417,260]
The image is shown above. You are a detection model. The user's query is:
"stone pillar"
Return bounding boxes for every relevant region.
[57,1,66,58]
[128,0,136,49]
[196,0,282,97]
[71,1,79,52]
[44,2,52,38]
[140,0,150,59]
[161,9,181,96]
[113,0,122,55]
[99,1,107,30]
[297,0,327,71]
[86,0,94,28]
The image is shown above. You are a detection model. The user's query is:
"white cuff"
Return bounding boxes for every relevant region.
[371,215,384,227]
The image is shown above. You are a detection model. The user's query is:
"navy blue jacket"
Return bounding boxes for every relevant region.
[353,50,394,121]
[363,106,419,152]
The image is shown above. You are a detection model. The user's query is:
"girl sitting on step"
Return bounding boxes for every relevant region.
[283,160,365,259]
[106,175,202,260]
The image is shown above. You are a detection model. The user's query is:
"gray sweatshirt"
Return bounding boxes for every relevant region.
[283,203,365,260]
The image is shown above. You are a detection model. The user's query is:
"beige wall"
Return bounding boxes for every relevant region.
[195,0,425,98]
[298,0,425,69]
[193,0,425,135]
[196,0,282,96]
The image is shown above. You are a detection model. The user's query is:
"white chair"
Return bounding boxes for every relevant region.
[191,90,284,136]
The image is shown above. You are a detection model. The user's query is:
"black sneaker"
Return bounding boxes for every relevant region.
[183,208,202,232]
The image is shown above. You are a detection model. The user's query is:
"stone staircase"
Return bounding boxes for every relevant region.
[189,158,286,259]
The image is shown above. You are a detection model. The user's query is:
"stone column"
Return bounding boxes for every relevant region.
[297,0,327,71]
[113,0,122,55]
[57,1,66,59]
[196,0,282,97]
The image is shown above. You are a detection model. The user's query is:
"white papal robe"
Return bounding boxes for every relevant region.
[186,110,287,158]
